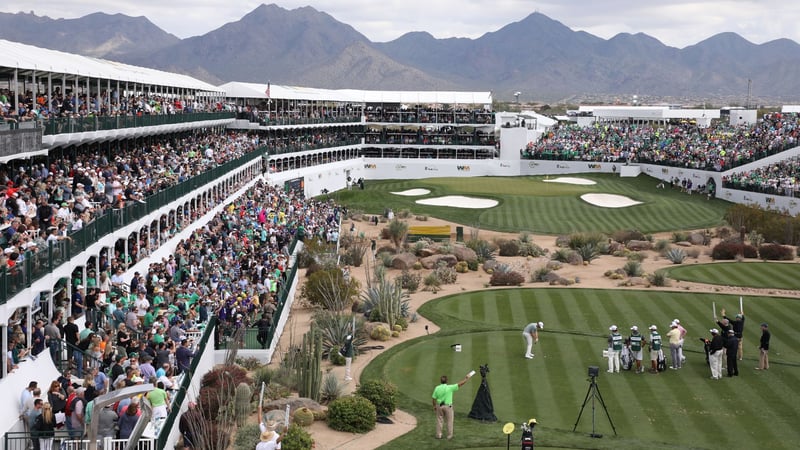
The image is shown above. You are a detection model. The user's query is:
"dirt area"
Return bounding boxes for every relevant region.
[271,215,800,449]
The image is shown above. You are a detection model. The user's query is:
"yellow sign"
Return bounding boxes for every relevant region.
[502,422,515,434]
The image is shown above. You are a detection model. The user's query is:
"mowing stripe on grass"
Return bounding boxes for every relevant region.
[665,262,800,290]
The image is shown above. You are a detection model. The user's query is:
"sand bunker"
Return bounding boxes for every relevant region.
[415,196,498,209]
[543,177,597,185]
[391,188,431,196]
[581,193,642,208]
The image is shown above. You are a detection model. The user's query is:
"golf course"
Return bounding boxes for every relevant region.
[327,174,800,449]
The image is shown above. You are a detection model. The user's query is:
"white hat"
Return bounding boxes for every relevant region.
[609,325,618,331]
[673,319,680,324]
[537,321,544,329]
[630,325,638,331]
[710,328,719,334]
[670,321,678,327]
[649,325,657,330]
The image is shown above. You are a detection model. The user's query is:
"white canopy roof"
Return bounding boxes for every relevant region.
[219,81,492,105]
[0,39,220,91]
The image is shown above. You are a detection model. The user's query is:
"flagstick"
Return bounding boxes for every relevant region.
[739,296,743,313]
[713,301,716,319]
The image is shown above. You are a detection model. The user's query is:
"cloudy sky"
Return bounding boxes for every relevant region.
[5,0,798,48]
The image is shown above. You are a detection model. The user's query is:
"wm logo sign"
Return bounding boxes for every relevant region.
[457,165,471,171]
[364,164,376,169]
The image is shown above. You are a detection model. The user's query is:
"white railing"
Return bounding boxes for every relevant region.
[60,437,155,450]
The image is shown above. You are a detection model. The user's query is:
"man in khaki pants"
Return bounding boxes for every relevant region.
[431,373,472,440]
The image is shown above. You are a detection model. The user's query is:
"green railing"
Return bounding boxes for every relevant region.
[156,316,217,450]
[258,115,363,126]
[0,146,264,305]
[42,112,235,135]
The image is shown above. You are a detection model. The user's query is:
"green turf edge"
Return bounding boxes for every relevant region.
[661,261,800,290]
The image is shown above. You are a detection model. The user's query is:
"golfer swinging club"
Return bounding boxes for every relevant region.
[523,322,544,359]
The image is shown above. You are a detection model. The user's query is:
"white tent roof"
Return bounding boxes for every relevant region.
[0,39,220,91]
[219,81,492,104]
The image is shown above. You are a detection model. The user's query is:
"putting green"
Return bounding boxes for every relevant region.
[332,175,730,234]
[368,288,800,449]
[663,262,800,290]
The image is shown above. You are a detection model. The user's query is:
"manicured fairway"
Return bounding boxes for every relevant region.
[332,174,730,234]
[363,288,800,449]
[663,262,800,290]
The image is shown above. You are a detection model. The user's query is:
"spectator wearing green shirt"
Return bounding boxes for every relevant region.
[147,382,169,419]
[431,373,472,440]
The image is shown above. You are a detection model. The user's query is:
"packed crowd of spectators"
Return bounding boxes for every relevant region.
[1,87,225,124]
[722,155,800,197]
[523,113,800,171]
[364,125,496,146]
[365,106,494,125]
[13,178,344,446]
[0,130,261,272]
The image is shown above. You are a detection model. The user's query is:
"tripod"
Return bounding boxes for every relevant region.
[572,375,617,438]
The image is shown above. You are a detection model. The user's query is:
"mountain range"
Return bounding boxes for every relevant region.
[2,3,800,104]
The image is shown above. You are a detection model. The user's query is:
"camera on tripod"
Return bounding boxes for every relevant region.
[588,365,599,378]
[480,364,490,378]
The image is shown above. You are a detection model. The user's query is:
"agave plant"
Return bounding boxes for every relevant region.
[666,248,687,264]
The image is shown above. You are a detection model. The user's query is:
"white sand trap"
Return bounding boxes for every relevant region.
[391,188,431,196]
[415,196,498,209]
[581,193,642,208]
[543,177,597,185]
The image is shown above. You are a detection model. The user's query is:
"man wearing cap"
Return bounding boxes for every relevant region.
[431,373,472,440]
[722,308,745,360]
[724,329,739,377]
[607,325,622,373]
[667,321,682,369]
[648,325,662,374]
[708,329,724,379]
[522,322,543,359]
[757,323,770,370]
[629,326,645,374]
[72,285,85,317]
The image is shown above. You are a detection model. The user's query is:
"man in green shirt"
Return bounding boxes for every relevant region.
[431,373,472,440]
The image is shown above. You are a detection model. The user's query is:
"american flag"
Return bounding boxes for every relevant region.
[265,81,270,99]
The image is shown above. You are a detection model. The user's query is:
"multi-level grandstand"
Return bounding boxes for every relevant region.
[2,36,800,449]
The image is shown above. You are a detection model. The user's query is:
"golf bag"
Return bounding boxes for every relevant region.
[657,349,667,372]
[520,421,535,450]
[620,344,633,371]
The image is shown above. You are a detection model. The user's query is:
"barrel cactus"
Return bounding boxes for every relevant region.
[293,407,315,427]
[234,382,252,427]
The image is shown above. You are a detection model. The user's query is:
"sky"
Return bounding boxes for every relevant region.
[4,1,799,49]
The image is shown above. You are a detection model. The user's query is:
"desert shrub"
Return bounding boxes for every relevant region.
[378,251,394,268]
[626,251,647,262]
[490,270,525,286]
[649,272,668,287]
[370,325,391,341]
[397,208,412,219]
[666,248,687,264]
[413,261,423,270]
[423,273,441,292]
[373,264,387,282]
[531,266,552,282]
[497,239,521,257]
[415,215,428,221]
[341,238,368,267]
[567,232,607,250]
[716,226,733,239]
[379,227,391,240]
[387,219,409,249]
[252,366,276,389]
[611,229,645,244]
[576,244,599,263]
[466,239,497,262]
[748,231,765,248]
[396,316,409,330]
[362,277,410,330]
[327,396,376,433]
[686,248,701,258]
[312,310,367,358]
[518,241,547,257]
[281,423,314,450]
[623,261,643,277]
[519,231,532,243]
[356,379,398,417]
[551,248,572,262]
[671,231,690,243]
[330,351,346,366]
[197,386,223,420]
[234,424,262,450]
[758,243,794,260]
[432,262,458,284]
[300,267,361,311]
[396,269,421,292]
[467,260,479,271]
[412,241,428,256]
[712,242,758,260]
[296,237,329,269]
[654,239,671,253]
[321,373,345,404]
[235,356,262,371]
[201,365,251,391]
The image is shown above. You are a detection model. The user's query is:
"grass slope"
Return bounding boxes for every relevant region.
[332,174,730,234]
[363,288,800,449]
[663,262,800,290]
